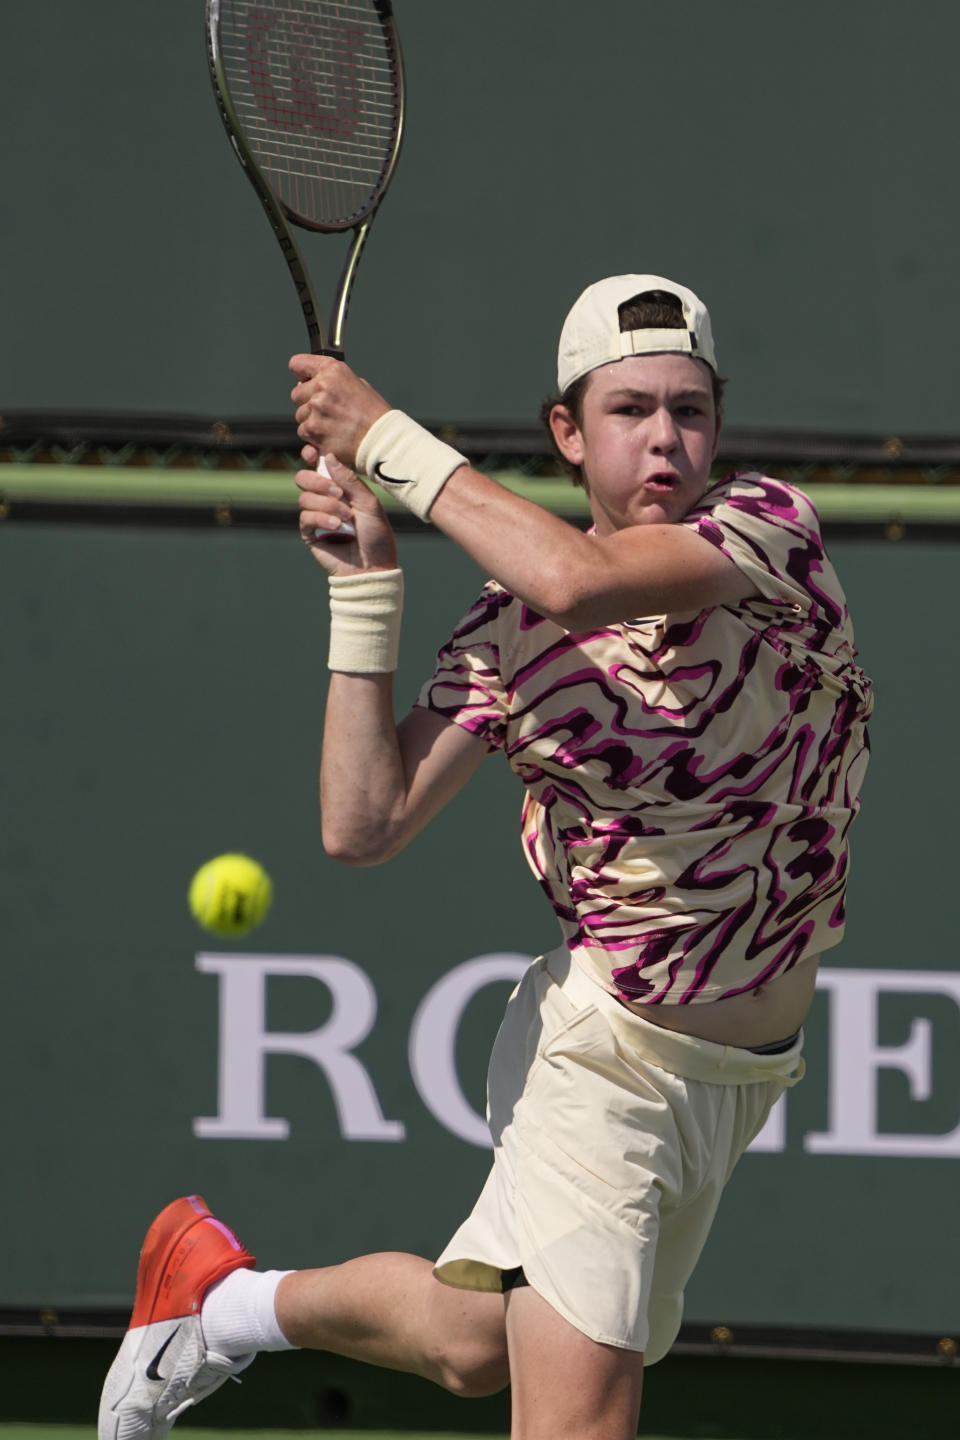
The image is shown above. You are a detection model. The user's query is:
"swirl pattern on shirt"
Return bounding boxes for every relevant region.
[417,474,872,1004]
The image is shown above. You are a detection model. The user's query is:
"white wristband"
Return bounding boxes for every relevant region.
[356,410,467,521]
[328,569,404,673]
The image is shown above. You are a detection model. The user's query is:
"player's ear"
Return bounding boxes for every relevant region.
[549,404,585,466]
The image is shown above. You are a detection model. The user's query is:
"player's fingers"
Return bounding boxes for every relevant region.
[294,394,328,433]
[289,355,359,405]
[298,506,361,568]
[299,506,352,538]
[294,465,341,497]
[288,353,332,385]
[308,457,381,514]
[296,485,341,509]
[296,483,353,526]
[298,485,399,571]
[294,458,353,493]
[295,407,340,453]
[324,453,365,488]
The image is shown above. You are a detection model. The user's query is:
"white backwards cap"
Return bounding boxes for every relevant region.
[557,274,718,392]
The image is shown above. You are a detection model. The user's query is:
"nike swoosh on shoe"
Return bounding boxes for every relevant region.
[145,1327,180,1382]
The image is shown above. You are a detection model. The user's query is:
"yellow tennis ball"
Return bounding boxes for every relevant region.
[188,853,272,937]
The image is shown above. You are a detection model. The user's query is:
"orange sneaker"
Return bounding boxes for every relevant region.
[98,1195,257,1440]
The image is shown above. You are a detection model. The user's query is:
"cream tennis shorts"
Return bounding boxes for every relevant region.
[433,946,805,1363]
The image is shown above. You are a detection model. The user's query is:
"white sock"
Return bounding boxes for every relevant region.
[200,1268,299,1356]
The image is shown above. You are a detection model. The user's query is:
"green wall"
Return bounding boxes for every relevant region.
[2,1,958,431]
[3,519,959,1341]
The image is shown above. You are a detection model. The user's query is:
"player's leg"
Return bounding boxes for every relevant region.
[274,1252,509,1395]
[504,1285,644,1440]
[98,1196,508,1440]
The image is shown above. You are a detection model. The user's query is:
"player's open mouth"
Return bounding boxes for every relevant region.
[645,473,680,492]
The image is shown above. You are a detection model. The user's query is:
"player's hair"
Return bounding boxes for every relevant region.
[540,291,727,489]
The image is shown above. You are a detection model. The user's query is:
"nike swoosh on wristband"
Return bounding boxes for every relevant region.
[145,1328,180,1382]
[373,462,413,486]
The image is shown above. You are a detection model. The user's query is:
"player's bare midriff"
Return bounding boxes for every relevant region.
[622,952,820,1049]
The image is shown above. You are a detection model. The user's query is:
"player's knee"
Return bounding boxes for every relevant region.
[432,1337,510,1397]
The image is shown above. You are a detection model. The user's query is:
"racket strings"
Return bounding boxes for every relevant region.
[219,0,400,227]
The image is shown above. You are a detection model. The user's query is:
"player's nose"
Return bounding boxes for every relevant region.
[649,407,679,452]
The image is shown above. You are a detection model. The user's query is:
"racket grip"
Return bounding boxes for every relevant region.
[315,453,356,540]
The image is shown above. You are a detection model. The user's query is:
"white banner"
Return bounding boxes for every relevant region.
[194,955,960,1159]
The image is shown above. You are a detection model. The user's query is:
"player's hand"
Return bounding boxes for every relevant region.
[296,451,398,576]
[289,355,389,469]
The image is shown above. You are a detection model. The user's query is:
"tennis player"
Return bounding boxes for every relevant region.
[99,276,872,1440]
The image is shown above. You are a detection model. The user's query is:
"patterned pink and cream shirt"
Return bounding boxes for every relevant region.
[417,473,873,1005]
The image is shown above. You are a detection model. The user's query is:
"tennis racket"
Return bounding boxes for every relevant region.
[205,0,406,538]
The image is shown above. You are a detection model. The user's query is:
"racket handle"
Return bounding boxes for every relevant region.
[315,453,356,540]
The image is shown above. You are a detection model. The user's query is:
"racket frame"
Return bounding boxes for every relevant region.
[204,0,405,358]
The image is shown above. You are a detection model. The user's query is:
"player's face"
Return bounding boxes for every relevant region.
[552,354,721,533]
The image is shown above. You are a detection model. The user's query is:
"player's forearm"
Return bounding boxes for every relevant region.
[313,553,481,865]
[351,411,619,627]
[432,475,755,624]
[428,467,601,625]
[320,672,409,865]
